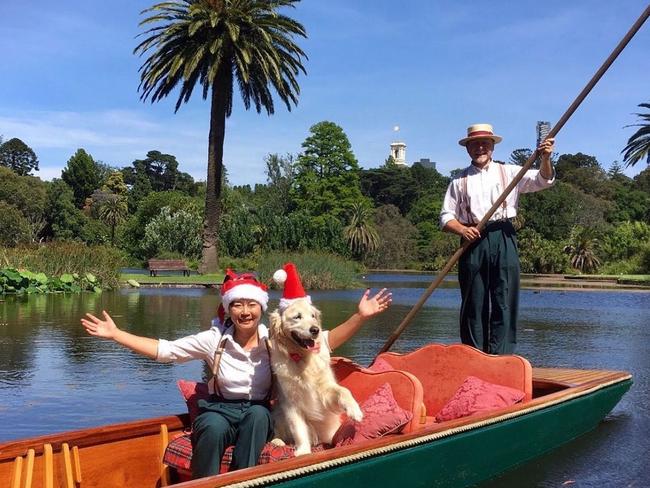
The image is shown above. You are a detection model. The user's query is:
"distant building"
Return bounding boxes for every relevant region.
[536,121,551,148]
[413,158,436,170]
[390,141,407,166]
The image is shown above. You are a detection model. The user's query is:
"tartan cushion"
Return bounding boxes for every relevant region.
[163,434,326,473]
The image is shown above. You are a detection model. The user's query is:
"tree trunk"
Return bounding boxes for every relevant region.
[200,77,228,274]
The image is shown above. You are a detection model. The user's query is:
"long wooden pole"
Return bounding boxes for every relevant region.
[378,4,650,356]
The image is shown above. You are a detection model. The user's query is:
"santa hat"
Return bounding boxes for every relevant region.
[273,263,311,312]
[215,269,269,326]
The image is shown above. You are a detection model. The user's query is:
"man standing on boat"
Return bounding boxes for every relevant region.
[440,124,555,354]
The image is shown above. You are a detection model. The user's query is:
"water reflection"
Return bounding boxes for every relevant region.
[1,283,649,486]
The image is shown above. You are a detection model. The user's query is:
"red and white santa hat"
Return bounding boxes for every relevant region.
[273,262,311,312]
[215,269,269,325]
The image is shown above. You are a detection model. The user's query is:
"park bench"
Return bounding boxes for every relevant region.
[147,259,191,277]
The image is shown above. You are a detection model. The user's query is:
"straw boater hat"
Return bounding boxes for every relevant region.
[215,269,269,326]
[458,123,503,146]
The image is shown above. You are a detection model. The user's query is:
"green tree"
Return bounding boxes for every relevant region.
[103,171,129,196]
[135,0,307,273]
[292,121,368,219]
[0,138,39,176]
[121,191,199,259]
[365,205,418,269]
[622,102,650,167]
[601,221,650,262]
[98,195,129,246]
[517,228,568,274]
[62,149,101,207]
[633,166,650,193]
[0,202,32,246]
[0,166,48,241]
[564,226,601,273]
[360,166,418,214]
[520,182,611,240]
[383,155,397,168]
[509,148,533,166]
[44,179,88,240]
[343,202,379,259]
[122,150,193,194]
[264,153,295,214]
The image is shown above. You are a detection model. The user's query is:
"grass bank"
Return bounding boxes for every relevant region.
[122,252,363,290]
[121,273,223,286]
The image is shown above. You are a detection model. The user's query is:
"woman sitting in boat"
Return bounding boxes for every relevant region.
[81,269,391,479]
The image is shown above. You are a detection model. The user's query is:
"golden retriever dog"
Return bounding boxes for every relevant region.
[269,298,363,455]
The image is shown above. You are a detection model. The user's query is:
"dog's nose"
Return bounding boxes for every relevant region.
[309,326,320,337]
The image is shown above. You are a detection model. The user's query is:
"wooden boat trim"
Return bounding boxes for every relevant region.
[175,371,632,488]
[0,414,187,460]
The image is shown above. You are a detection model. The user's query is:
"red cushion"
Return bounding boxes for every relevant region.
[163,434,326,473]
[434,375,525,422]
[332,382,413,446]
[177,380,210,424]
[368,357,394,372]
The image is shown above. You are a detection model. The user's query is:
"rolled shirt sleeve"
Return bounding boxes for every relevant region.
[156,328,221,364]
[440,179,461,229]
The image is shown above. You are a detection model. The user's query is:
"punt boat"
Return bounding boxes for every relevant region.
[0,343,631,488]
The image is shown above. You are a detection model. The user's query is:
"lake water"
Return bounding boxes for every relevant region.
[1,273,649,487]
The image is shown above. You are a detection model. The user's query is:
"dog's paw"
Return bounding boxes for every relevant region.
[270,438,286,447]
[294,444,311,456]
[346,402,364,422]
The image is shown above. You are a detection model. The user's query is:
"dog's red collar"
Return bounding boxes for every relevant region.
[289,352,303,362]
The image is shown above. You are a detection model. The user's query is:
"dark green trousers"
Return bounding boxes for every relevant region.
[458,220,520,354]
[191,398,273,479]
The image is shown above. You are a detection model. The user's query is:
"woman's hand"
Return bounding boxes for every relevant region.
[81,310,119,339]
[358,288,392,319]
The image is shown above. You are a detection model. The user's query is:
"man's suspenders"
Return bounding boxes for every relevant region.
[460,163,509,224]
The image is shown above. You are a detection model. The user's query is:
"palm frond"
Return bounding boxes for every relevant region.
[622,102,650,167]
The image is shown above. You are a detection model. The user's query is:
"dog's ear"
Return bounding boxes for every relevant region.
[269,310,282,338]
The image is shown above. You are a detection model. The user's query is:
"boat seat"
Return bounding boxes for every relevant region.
[372,343,533,418]
[331,357,426,431]
[163,434,327,480]
[163,359,425,480]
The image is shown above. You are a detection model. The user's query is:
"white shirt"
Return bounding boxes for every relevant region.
[156,324,272,401]
[440,161,555,228]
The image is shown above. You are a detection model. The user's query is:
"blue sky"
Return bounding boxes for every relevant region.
[1,1,649,185]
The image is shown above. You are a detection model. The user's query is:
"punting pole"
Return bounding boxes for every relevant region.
[377,4,650,357]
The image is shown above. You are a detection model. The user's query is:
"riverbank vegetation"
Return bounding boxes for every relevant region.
[1,242,123,293]
[1,111,650,289]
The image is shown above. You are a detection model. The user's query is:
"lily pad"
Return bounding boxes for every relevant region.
[127,279,141,288]
[60,274,74,284]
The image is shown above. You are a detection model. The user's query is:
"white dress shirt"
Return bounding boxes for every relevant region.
[156,324,273,401]
[440,161,555,228]
[156,324,332,401]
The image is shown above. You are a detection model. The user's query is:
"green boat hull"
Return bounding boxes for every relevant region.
[259,379,631,488]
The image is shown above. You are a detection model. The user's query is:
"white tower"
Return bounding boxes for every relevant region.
[389,126,407,166]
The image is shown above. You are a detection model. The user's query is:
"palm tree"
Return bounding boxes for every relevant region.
[344,203,379,259]
[135,0,307,272]
[563,226,601,274]
[622,102,650,167]
[99,195,129,246]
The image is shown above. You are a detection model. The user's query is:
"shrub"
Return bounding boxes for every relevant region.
[0,241,124,289]
[141,205,202,259]
[256,251,362,290]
